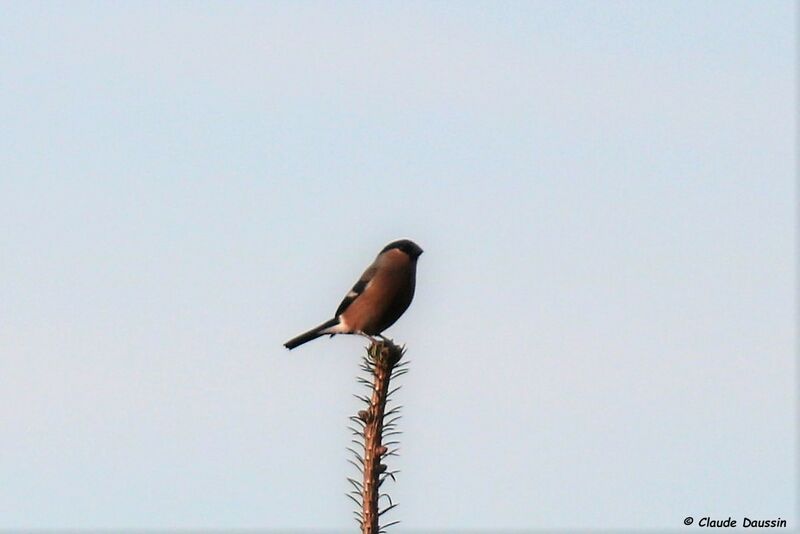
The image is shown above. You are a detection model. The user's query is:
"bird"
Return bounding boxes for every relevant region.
[284,239,423,350]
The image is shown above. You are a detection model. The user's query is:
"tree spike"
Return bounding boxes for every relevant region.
[349,338,408,533]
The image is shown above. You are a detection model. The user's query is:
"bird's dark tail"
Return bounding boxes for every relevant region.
[284,317,341,350]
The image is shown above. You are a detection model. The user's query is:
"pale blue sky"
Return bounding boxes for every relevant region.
[0,1,795,530]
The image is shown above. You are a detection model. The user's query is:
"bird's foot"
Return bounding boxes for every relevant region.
[356,331,382,345]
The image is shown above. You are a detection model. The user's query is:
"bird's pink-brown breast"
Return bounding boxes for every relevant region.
[339,248,416,335]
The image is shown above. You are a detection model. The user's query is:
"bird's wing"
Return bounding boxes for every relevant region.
[335,264,377,316]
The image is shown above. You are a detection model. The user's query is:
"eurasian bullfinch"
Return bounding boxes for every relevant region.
[284,239,423,350]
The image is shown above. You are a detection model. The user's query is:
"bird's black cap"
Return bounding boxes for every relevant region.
[382,239,423,258]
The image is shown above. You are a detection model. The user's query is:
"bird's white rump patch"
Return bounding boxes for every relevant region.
[322,317,350,334]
